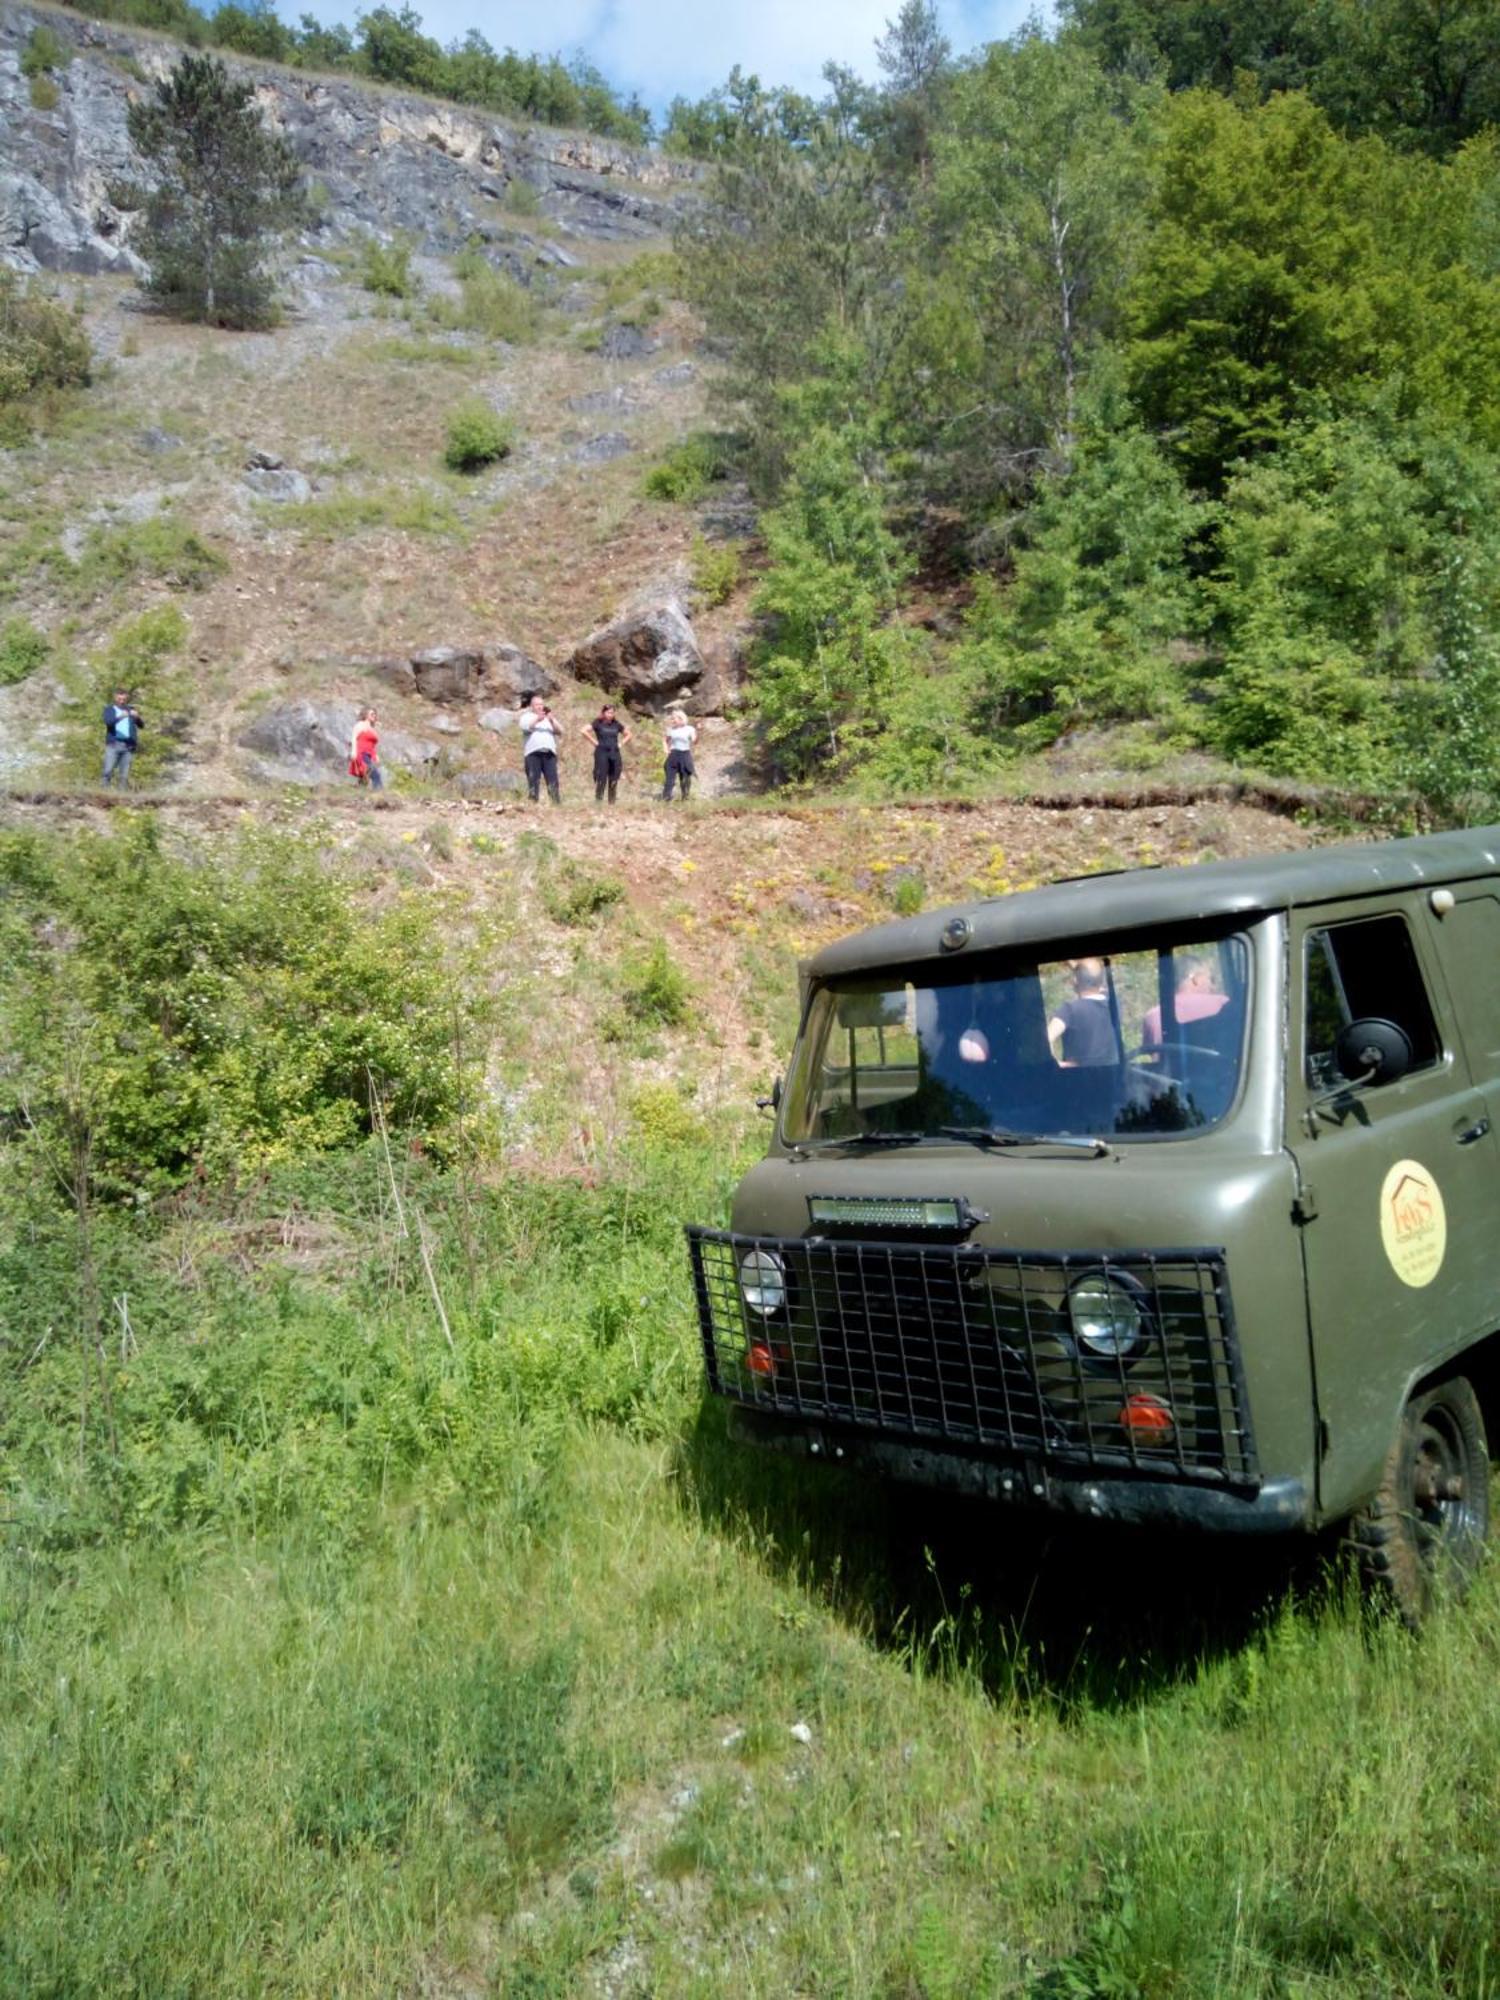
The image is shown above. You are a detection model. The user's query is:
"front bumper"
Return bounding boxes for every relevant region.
[727,1403,1311,1533]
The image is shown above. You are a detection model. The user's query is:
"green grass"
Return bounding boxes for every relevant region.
[269,484,468,540]
[7,825,1500,1998]
[428,252,544,345]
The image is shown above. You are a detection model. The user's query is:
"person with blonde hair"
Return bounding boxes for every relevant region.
[521,693,563,804]
[660,706,697,802]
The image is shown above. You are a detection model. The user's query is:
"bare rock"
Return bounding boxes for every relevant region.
[244,466,312,503]
[571,431,632,463]
[478,706,520,734]
[237,700,440,784]
[566,384,636,415]
[482,644,556,702]
[598,322,657,360]
[561,598,703,713]
[411,645,487,704]
[409,643,556,704]
[246,448,285,471]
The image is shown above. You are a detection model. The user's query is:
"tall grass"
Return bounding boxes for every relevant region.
[6,1102,1500,1993]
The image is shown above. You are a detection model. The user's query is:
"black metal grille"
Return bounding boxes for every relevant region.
[687,1228,1257,1487]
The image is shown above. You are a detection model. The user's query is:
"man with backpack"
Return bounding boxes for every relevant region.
[102,687,142,789]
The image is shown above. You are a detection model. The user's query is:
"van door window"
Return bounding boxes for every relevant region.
[1303,915,1442,1088]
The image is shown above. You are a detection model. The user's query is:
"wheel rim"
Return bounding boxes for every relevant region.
[1409,1404,1477,1569]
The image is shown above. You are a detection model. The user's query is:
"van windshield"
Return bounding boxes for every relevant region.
[783,933,1252,1147]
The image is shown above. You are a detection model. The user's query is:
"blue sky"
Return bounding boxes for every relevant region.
[299,0,1050,113]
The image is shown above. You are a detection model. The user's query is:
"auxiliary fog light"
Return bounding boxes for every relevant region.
[738,1247,787,1317]
[1067,1271,1147,1360]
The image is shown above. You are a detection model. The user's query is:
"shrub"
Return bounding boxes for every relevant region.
[503,177,542,216]
[359,233,417,299]
[443,402,515,473]
[29,74,61,110]
[76,512,228,594]
[643,435,728,504]
[0,268,91,409]
[0,619,49,687]
[0,821,470,1195]
[544,864,625,926]
[430,251,541,344]
[890,870,924,916]
[20,25,69,77]
[617,939,690,1028]
[689,534,741,607]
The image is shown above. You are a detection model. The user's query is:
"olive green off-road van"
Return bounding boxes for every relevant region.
[688,829,1500,1621]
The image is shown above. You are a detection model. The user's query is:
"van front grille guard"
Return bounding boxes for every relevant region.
[687,1228,1259,1488]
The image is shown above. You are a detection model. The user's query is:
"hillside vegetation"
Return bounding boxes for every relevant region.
[667,0,1500,816]
[5,1,1500,1994]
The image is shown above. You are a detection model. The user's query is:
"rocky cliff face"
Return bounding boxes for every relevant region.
[0,0,698,279]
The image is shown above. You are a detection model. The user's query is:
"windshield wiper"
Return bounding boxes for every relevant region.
[796,1129,926,1152]
[934,1125,1111,1157]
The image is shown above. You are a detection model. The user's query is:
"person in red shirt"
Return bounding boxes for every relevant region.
[349,707,383,791]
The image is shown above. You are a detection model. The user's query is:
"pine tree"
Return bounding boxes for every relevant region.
[116,54,306,330]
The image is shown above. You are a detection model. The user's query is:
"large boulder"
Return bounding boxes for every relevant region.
[408,644,555,705]
[238,701,440,784]
[482,643,556,702]
[561,598,704,713]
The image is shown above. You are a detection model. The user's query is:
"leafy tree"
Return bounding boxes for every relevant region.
[1123,91,1500,491]
[1208,407,1500,794]
[1063,0,1500,155]
[749,422,912,779]
[870,0,954,181]
[211,0,294,62]
[893,33,1156,507]
[955,405,1212,750]
[676,68,896,489]
[1059,0,1314,97]
[117,54,306,328]
[1306,0,1500,155]
[354,4,441,90]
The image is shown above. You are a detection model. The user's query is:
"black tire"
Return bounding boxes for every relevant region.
[1351,1375,1491,1628]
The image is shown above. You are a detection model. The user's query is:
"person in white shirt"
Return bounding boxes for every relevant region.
[661,707,697,802]
[521,695,562,804]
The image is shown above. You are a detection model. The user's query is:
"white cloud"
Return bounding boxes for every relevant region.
[295,0,1046,112]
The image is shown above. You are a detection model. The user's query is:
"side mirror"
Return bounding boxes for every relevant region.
[756,1076,783,1114]
[1334,1018,1412,1088]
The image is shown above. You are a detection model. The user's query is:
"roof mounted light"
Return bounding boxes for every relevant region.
[940,916,972,952]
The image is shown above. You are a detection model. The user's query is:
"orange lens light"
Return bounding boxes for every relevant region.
[747,1342,777,1377]
[1119,1394,1174,1433]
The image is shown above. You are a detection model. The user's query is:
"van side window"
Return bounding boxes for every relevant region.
[1304,915,1442,1087]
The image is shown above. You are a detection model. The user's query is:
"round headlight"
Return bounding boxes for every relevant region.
[738,1248,786,1317]
[1067,1272,1146,1360]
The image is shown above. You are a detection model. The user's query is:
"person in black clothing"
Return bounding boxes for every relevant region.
[585,703,632,803]
[102,686,142,789]
[1046,958,1117,1066]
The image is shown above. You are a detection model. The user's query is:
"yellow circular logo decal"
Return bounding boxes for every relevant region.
[1379,1159,1447,1289]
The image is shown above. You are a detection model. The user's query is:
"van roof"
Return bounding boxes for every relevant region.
[807,825,1500,980]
